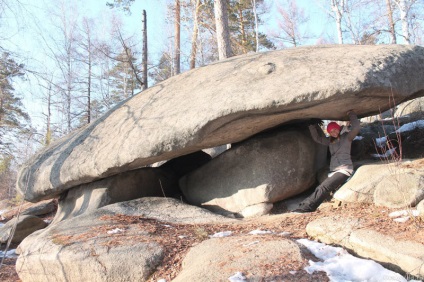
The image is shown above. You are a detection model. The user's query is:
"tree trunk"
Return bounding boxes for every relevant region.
[88,53,91,124]
[214,0,232,59]
[46,83,52,146]
[0,90,4,124]
[238,8,247,53]
[174,0,181,74]
[396,0,410,44]
[331,0,344,44]
[66,53,72,133]
[386,0,397,44]
[142,9,148,89]
[190,0,201,69]
[251,0,259,52]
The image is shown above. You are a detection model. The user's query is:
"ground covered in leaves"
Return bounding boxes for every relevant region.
[1,201,422,282]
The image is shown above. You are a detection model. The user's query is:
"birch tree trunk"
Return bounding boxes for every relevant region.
[174,0,181,74]
[214,0,232,59]
[331,0,345,44]
[190,0,201,69]
[142,9,148,89]
[251,0,259,52]
[395,0,411,44]
[80,18,93,125]
[44,79,53,146]
[386,0,397,44]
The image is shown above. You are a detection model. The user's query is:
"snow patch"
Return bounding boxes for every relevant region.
[248,229,273,235]
[210,231,232,238]
[228,271,247,281]
[297,239,410,282]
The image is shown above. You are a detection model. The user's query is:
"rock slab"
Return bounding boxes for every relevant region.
[334,160,424,208]
[17,45,424,202]
[180,128,318,215]
[0,215,47,244]
[16,198,235,282]
[173,236,303,282]
[306,216,424,278]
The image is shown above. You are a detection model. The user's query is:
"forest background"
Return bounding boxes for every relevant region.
[0,0,423,204]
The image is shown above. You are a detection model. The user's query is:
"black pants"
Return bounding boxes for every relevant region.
[299,172,349,211]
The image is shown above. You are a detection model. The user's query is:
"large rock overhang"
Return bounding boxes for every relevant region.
[17,44,424,201]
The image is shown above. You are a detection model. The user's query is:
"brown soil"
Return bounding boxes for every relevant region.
[2,201,422,282]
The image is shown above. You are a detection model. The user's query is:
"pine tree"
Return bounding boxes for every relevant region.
[150,52,173,84]
[228,0,275,54]
[0,52,29,200]
[0,52,29,155]
[0,155,16,200]
[107,49,142,105]
[198,0,274,57]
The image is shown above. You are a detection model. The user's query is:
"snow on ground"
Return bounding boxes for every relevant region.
[0,249,17,259]
[396,120,424,133]
[372,119,424,158]
[162,224,424,281]
[210,231,232,238]
[297,239,421,282]
[389,209,421,223]
[248,229,273,235]
[208,229,423,282]
[375,136,388,147]
[371,147,397,158]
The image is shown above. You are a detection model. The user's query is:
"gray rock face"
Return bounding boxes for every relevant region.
[0,215,47,244]
[417,200,424,214]
[17,45,424,202]
[334,160,424,208]
[374,172,424,208]
[180,128,319,215]
[52,167,181,223]
[173,236,303,282]
[16,198,235,282]
[17,232,164,282]
[395,97,424,117]
[1,199,56,220]
[306,216,424,278]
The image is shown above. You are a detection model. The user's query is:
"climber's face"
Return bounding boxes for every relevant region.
[329,128,340,138]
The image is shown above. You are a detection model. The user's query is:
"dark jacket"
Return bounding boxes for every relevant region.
[308,113,360,175]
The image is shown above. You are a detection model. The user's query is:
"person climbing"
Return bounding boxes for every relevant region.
[292,110,360,213]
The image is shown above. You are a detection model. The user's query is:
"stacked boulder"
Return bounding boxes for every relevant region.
[11,44,424,281]
[16,44,424,220]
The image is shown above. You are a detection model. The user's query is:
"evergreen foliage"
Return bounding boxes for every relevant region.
[0,52,30,156]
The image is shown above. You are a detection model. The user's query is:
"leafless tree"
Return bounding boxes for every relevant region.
[78,17,96,125]
[395,0,410,43]
[44,0,81,134]
[330,0,346,44]
[386,0,397,43]
[273,0,310,47]
[251,0,259,51]
[35,73,59,146]
[393,0,419,44]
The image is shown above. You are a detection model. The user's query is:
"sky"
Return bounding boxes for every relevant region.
[0,0,341,161]
[1,0,412,140]
[3,0,334,70]
[1,0,170,130]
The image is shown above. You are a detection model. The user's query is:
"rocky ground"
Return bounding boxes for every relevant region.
[1,115,423,281]
[1,199,422,282]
